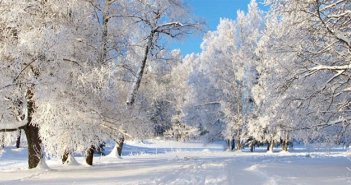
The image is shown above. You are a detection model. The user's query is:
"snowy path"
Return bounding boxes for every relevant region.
[1,141,351,185]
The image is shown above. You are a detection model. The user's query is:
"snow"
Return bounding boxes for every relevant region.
[1,140,351,185]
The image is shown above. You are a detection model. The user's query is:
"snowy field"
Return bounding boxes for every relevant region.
[1,140,351,185]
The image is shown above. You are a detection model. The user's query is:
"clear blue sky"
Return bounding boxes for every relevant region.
[169,0,267,55]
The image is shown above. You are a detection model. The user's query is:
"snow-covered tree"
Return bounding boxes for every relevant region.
[224,0,264,150]
[0,0,100,168]
[0,0,203,167]
[124,0,202,105]
[181,0,264,150]
[253,0,351,150]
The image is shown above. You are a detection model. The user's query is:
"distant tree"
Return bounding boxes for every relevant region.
[181,0,264,150]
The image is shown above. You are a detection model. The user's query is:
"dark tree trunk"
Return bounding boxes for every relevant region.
[281,132,289,152]
[126,32,155,105]
[0,134,4,149]
[226,139,230,151]
[267,142,270,151]
[225,137,235,151]
[116,136,124,157]
[62,150,69,164]
[230,138,235,151]
[23,88,42,169]
[85,146,94,165]
[250,144,254,152]
[16,129,21,148]
[23,124,41,169]
[250,140,255,152]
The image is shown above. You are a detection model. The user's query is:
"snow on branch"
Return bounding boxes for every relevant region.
[316,1,351,49]
[0,126,25,132]
[99,122,133,139]
[343,87,351,92]
[155,22,183,31]
[90,110,134,139]
[309,64,351,71]
[319,0,348,12]
[286,116,351,132]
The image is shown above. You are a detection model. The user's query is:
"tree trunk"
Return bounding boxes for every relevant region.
[226,139,230,151]
[236,142,242,151]
[266,142,270,151]
[116,136,124,157]
[236,139,242,151]
[281,132,289,152]
[126,32,155,105]
[282,140,288,152]
[85,146,94,165]
[16,129,21,148]
[23,124,41,168]
[268,140,274,153]
[23,88,42,169]
[230,138,235,151]
[62,150,69,164]
[0,134,4,149]
[226,138,235,151]
[250,140,255,152]
[97,0,112,64]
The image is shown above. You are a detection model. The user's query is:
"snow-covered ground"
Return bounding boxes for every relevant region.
[1,140,351,185]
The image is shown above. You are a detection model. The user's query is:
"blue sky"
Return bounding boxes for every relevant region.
[169,0,266,55]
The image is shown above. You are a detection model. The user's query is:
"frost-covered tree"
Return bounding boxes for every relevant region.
[224,0,264,150]
[0,0,101,168]
[125,0,202,105]
[0,0,125,167]
[1,0,202,167]
[181,0,264,150]
[253,0,351,150]
[180,55,225,142]
[144,50,183,136]
[280,0,350,145]
[164,121,200,142]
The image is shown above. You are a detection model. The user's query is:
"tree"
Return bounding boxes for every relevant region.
[180,0,264,150]
[253,0,351,149]
[0,0,128,167]
[125,0,202,105]
[144,50,182,136]
[222,0,264,151]
[0,0,91,168]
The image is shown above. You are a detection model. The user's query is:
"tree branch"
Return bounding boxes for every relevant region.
[0,126,25,132]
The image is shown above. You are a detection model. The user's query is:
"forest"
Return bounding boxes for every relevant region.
[0,0,350,183]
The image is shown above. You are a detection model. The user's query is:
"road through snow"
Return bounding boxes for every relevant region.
[0,141,350,185]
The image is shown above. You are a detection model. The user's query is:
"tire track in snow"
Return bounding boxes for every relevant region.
[19,169,52,182]
[0,170,50,185]
[223,155,280,185]
[140,157,228,185]
[245,164,278,185]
